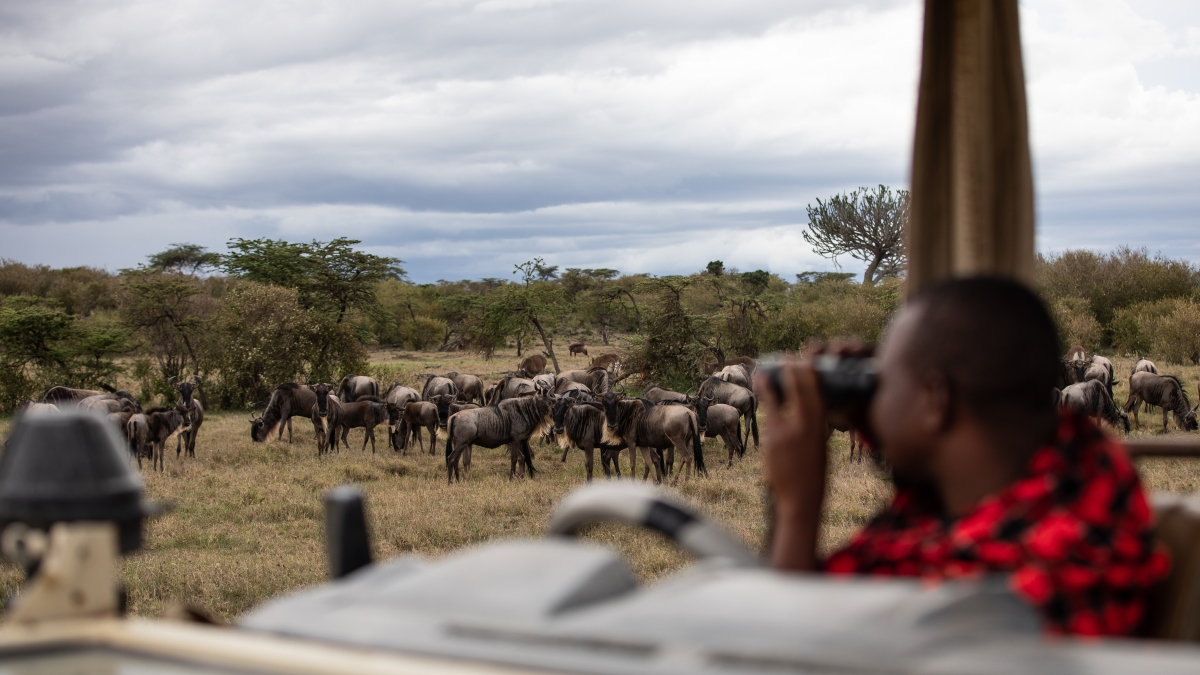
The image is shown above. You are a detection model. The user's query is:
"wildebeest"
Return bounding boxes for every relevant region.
[429,393,480,429]
[553,379,593,397]
[641,384,689,404]
[41,385,140,410]
[695,400,743,468]
[697,376,759,449]
[106,411,133,449]
[444,395,553,482]
[517,353,548,377]
[1055,358,1088,389]
[421,375,458,401]
[486,375,538,405]
[551,394,626,481]
[556,366,612,395]
[384,383,421,450]
[1083,354,1116,399]
[716,364,752,389]
[568,341,588,357]
[250,383,318,443]
[400,401,440,454]
[1065,345,1086,362]
[444,372,484,404]
[1060,380,1129,433]
[22,402,62,416]
[332,397,389,453]
[309,383,342,455]
[532,373,557,392]
[600,390,705,484]
[704,356,757,376]
[128,405,191,472]
[1123,372,1198,432]
[78,393,139,415]
[337,375,379,403]
[1131,359,1158,414]
[172,377,205,459]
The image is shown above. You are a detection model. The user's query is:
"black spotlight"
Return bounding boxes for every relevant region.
[0,411,166,556]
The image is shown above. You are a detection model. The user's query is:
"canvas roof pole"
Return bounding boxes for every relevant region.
[906,0,1035,295]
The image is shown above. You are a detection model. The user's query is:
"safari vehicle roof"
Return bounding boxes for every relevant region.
[2,2,1199,674]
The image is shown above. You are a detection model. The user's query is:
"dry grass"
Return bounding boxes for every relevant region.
[0,350,1196,622]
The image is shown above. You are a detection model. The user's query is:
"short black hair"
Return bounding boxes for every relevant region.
[904,276,1060,426]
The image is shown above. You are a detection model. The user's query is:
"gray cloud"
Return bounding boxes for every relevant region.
[0,0,1197,281]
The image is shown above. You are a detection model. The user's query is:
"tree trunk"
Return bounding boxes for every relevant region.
[516,334,522,357]
[600,324,610,346]
[862,254,882,285]
[530,317,561,375]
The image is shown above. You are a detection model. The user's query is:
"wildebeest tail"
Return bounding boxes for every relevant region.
[100,383,116,393]
[736,419,745,457]
[750,396,759,448]
[444,416,455,462]
[690,413,706,477]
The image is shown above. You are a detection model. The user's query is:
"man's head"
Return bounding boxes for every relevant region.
[869,277,1060,483]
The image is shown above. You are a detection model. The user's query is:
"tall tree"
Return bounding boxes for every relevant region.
[147,243,222,275]
[803,184,909,285]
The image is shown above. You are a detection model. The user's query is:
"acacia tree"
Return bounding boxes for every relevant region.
[119,269,216,405]
[147,243,221,275]
[803,184,908,285]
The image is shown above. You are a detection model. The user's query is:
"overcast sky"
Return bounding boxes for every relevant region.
[2,0,1198,282]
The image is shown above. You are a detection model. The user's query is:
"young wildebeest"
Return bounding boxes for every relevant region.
[128,405,191,472]
[172,377,205,459]
[308,383,342,455]
[568,341,588,357]
[333,397,389,453]
[399,401,440,454]
[444,395,553,482]
[1060,380,1130,433]
[1123,372,1198,433]
[600,390,705,484]
[697,376,759,450]
[444,372,484,404]
[337,374,379,403]
[517,353,548,377]
[551,394,625,481]
[556,366,612,395]
[250,383,318,443]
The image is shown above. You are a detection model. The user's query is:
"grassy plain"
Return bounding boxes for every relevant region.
[0,350,1197,622]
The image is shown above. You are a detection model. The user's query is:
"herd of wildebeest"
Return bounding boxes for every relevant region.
[16,341,1200,484]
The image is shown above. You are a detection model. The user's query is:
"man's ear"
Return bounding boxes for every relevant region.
[915,372,952,435]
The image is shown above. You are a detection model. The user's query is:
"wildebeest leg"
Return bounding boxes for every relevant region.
[561,447,570,463]
[1163,406,1170,433]
[508,442,521,480]
[176,430,185,459]
[584,446,595,482]
[429,425,439,456]
[664,446,675,476]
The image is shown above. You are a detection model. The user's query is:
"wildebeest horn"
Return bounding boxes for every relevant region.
[169,375,178,384]
[685,387,696,397]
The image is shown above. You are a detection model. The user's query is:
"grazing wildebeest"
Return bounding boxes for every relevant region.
[128,405,191,472]
[172,377,205,459]
[444,372,484,404]
[600,390,705,484]
[568,341,588,357]
[332,397,389,453]
[400,401,440,454]
[384,383,421,450]
[1060,381,1129,433]
[716,364,752,389]
[444,394,553,482]
[641,384,690,404]
[486,375,538,405]
[1131,359,1158,414]
[337,374,379,403]
[1065,345,1086,362]
[250,383,318,443]
[421,375,457,400]
[517,353,548,377]
[589,353,621,372]
[1123,372,1198,432]
[556,366,612,395]
[308,383,342,455]
[551,394,626,481]
[697,376,759,449]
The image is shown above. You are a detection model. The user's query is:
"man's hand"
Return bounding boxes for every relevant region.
[756,358,829,572]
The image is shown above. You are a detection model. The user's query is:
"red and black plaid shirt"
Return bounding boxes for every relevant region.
[824,412,1170,636]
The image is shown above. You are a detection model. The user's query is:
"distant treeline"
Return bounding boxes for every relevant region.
[1,242,1197,414]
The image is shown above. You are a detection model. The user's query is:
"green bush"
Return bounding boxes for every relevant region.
[1047,296,1101,352]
